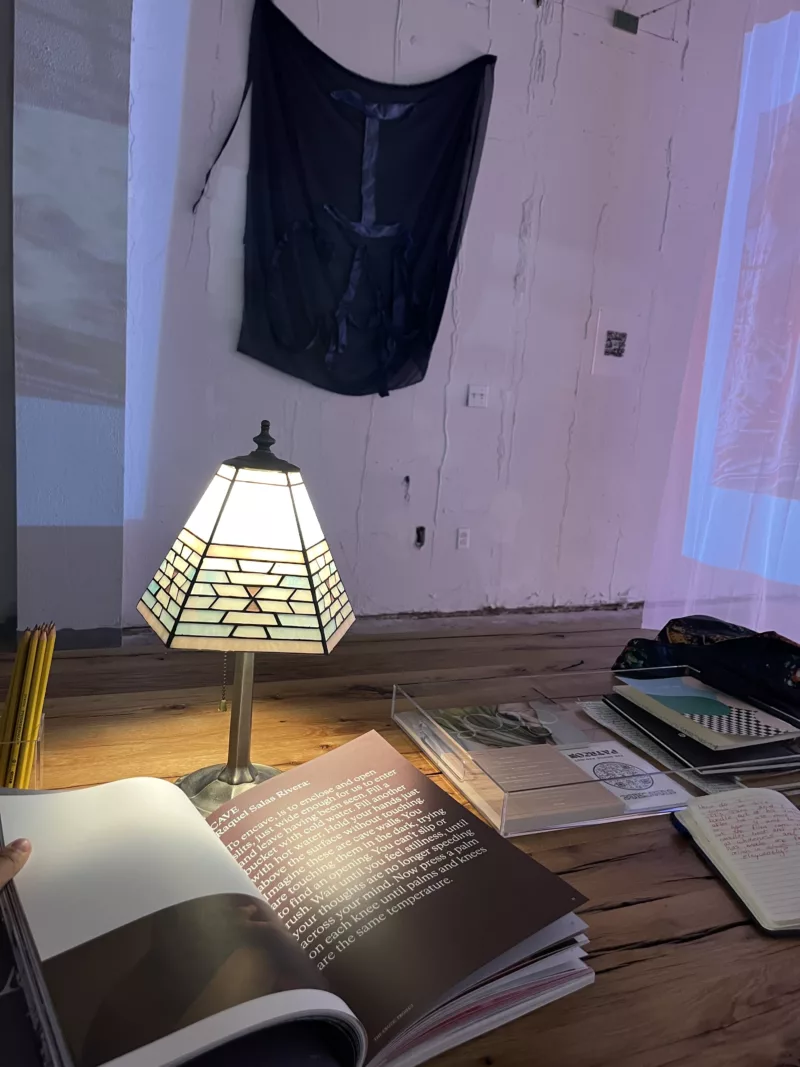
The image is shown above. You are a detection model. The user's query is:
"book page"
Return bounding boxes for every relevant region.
[0,779,256,959]
[0,779,362,1067]
[689,789,800,924]
[209,732,585,1058]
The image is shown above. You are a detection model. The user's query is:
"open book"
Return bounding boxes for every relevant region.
[673,789,800,933]
[0,732,592,1067]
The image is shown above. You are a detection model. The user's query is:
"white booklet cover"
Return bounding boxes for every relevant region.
[557,741,693,814]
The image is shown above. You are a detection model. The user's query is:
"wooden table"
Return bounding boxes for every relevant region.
[37,644,800,1067]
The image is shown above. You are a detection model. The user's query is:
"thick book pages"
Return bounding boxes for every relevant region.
[674,789,800,932]
[0,779,364,1067]
[0,732,591,1067]
[209,732,589,1064]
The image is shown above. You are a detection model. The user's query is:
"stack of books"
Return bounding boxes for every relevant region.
[603,669,800,796]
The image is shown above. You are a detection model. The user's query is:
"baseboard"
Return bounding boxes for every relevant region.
[49,627,123,651]
[356,601,645,622]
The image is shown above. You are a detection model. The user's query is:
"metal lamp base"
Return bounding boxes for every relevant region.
[177,762,280,818]
[176,650,281,817]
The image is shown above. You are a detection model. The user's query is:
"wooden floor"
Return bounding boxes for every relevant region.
[6,609,800,1067]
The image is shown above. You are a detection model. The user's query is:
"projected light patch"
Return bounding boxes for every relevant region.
[137,465,354,653]
[711,98,800,498]
[683,11,800,585]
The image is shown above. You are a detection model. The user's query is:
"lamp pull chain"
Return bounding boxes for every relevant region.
[219,651,228,713]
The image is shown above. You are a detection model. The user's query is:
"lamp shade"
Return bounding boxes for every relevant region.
[137,426,354,655]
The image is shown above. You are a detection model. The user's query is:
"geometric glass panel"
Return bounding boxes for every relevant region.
[290,482,324,549]
[137,461,354,654]
[214,482,301,550]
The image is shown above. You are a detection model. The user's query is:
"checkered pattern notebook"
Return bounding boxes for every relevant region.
[684,706,783,738]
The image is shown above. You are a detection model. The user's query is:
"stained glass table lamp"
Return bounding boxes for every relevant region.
[137,421,354,814]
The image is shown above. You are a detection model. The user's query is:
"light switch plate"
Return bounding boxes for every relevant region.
[467,385,489,408]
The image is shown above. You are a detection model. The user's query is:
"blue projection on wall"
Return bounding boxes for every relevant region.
[684,12,800,586]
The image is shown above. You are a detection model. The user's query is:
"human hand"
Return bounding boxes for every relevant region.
[0,839,31,888]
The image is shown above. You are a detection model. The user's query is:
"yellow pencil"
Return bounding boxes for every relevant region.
[20,624,56,788]
[0,630,31,782]
[15,626,49,789]
[6,627,42,788]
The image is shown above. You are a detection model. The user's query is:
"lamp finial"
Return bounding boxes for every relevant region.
[223,418,299,473]
[253,420,276,454]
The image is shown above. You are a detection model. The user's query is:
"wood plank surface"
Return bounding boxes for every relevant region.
[20,611,800,1067]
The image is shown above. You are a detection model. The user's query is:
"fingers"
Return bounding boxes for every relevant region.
[0,839,31,888]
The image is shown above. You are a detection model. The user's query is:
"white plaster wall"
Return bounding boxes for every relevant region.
[123,0,751,625]
[14,0,130,634]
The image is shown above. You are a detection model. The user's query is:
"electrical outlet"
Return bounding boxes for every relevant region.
[466,385,489,409]
[456,527,470,550]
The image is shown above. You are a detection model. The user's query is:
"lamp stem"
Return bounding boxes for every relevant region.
[220,651,257,785]
[175,651,279,814]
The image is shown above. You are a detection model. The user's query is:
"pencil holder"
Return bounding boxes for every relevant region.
[0,716,44,790]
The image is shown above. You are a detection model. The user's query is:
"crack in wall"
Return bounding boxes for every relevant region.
[500,188,538,488]
[184,208,200,267]
[187,0,226,267]
[467,0,492,36]
[658,135,673,253]
[550,1,565,105]
[431,253,463,559]
[609,526,623,603]
[583,201,607,340]
[513,193,536,302]
[526,0,560,112]
[207,0,225,141]
[496,392,508,482]
[316,0,322,29]
[354,397,376,599]
[559,200,606,571]
[192,0,226,285]
[555,359,581,569]
[506,184,545,487]
[631,287,657,487]
[526,7,545,112]
[393,0,403,83]
[287,397,299,458]
[680,0,693,75]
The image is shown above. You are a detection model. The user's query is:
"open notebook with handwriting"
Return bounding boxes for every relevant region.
[673,789,800,933]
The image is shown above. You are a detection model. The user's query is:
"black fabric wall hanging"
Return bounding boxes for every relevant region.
[197,0,496,398]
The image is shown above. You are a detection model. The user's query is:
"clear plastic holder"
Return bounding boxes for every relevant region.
[391,675,714,837]
[0,717,45,791]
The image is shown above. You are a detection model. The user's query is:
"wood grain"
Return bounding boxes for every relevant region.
[24,612,800,1067]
